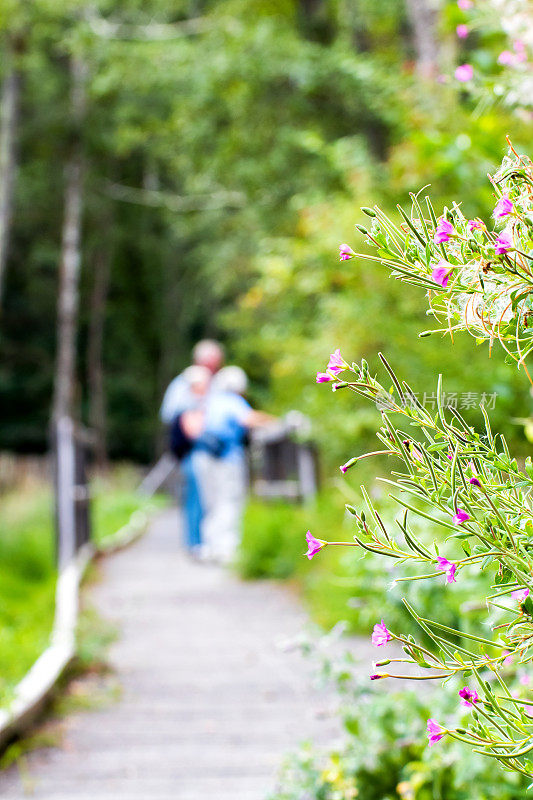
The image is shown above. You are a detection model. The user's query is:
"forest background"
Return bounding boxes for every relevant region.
[0,0,531,468]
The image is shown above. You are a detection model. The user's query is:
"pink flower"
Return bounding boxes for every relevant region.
[339,243,355,261]
[520,674,530,686]
[305,531,325,560]
[457,0,473,8]
[469,477,481,487]
[436,556,457,584]
[372,620,392,647]
[495,232,513,255]
[427,718,445,746]
[467,218,484,232]
[512,588,529,603]
[432,261,454,288]
[502,650,513,666]
[498,50,516,66]
[316,372,332,383]
[455,64,474,82]
[403,439,423,462]
[452,508,470,525]
[434,217,454,243]
[370,673,386,680]
[456,24,469,39]
[340,457,356,474]
[514,40,527,63]
[493,194,513,218]
[327,348,344,374]
[459,686,479,707]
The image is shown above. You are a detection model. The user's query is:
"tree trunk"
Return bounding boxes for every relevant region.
[0,42,22,307]
[404,0,439,79]
[52,57,86,422]
[87,228,111,468]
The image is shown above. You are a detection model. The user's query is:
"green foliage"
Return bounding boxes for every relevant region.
[0,486,56,705]
[270,684,529,799]
[238,491,492,643]
[90,466,167,546]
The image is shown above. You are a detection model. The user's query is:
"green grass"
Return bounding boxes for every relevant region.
[0,485,56,705]
[0,465,168,707]
[90,466,168,547]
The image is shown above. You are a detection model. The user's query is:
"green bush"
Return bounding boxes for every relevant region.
[270,682,529,800]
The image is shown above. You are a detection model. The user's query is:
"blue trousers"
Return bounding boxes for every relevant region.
[181,454,203,549]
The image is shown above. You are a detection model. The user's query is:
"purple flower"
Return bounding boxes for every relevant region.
[372,620,392,647]
[495,232,513,255]
[305,531,325,560]
[459,686,480,707]
[327,348,344,374]
[452,508,470,525]
[456,24,469,39]
[436,556,457,584]
[427,718,445,746]
[493,194,513,218]
[339,243,355,261]
[512,588,529,603]
[431,261,454,288]
[467,218,484,233]
[455,63,474,82]
[469,477,481,487]
[434,218,454,244]
[316,372,332,383]
[370,673,386,680]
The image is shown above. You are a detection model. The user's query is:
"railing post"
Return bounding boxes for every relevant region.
[54,416,77,569]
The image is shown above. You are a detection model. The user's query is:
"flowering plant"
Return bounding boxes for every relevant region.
[342,141,533,379]
[311,145,533,779]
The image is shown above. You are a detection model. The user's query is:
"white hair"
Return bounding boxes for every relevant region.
[214,365,248,395]
[182,365,211,388]
[192,339,224,365]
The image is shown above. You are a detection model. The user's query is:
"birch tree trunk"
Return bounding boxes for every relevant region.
[404,0,440,79]
[52,57,86,422]
[0,41,22,307]
[87,228,111,467]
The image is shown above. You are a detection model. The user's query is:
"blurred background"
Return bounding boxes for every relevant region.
[0,0,532,796]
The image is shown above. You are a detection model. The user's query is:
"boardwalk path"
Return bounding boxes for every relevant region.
[0,509,353,800]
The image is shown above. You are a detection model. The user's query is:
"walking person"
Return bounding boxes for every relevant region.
[160,339,224,556]
[197,366,274,563]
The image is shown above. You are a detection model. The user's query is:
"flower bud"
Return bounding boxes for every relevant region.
[355,224,369,235]
[361,206,376,217]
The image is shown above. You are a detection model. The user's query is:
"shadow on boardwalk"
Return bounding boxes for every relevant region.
[0,509,345,800]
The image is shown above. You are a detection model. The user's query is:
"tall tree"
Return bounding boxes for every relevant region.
[404,0,439,78]
[87,213,112,466]
[0,35,23,307]
[52,55,86,421]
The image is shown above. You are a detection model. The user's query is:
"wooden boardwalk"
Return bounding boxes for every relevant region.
[0,509,349,800]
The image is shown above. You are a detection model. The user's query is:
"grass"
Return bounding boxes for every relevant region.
[90,465,168,547]
[0,464,168,708]
[0,484,56,706]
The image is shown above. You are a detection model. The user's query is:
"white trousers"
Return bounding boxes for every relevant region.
[195,453,246,562]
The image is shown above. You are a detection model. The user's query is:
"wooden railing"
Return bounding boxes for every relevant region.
[53,416,94,567]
